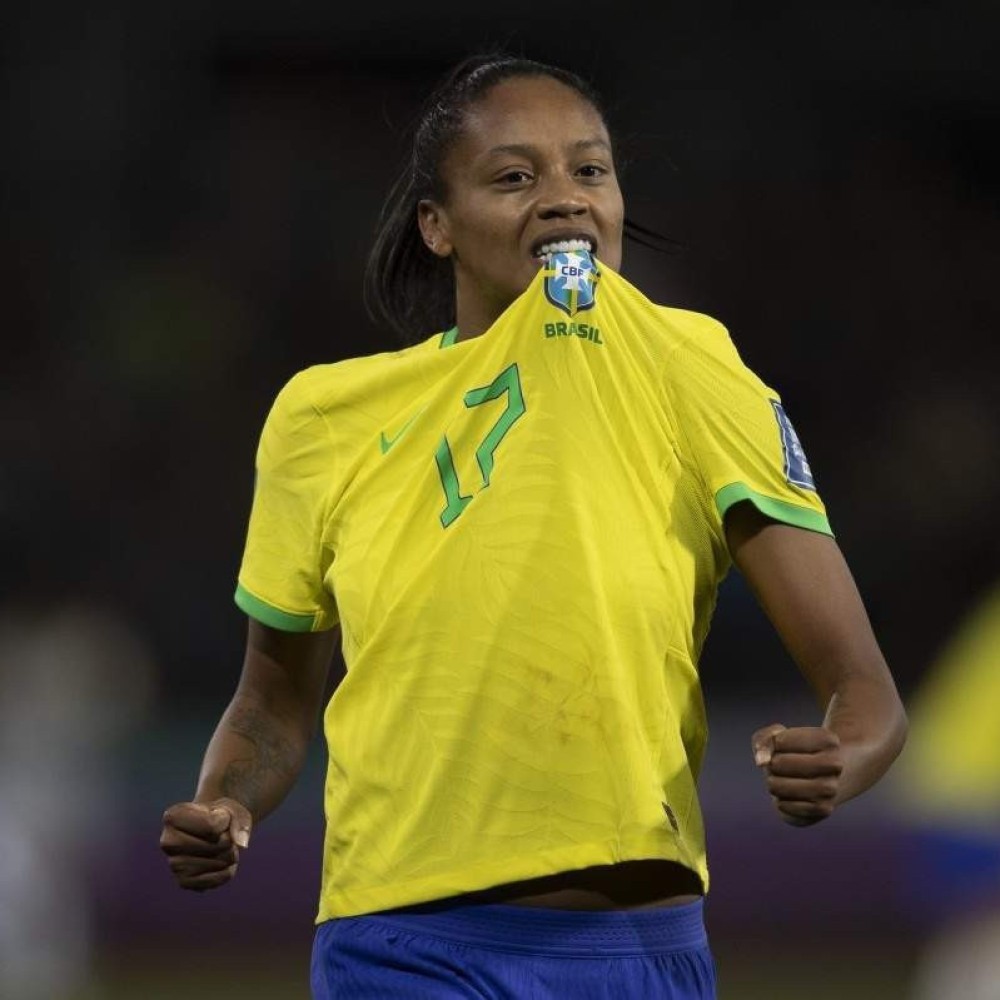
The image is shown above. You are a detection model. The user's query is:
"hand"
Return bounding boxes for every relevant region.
[751,723,844,827]
[160,798,253,891]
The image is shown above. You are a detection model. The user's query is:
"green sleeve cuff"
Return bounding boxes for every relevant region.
[715,482,833,536]
[234,583,318,632]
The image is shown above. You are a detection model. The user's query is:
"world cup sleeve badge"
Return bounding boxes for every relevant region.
[543,249,600,316]
[770,399,817,490]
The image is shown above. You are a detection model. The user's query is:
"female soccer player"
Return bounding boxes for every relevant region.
[160,55,908,999]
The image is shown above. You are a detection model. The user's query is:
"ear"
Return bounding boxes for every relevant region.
[417,199,453,258]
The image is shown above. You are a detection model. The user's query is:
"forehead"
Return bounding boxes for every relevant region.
[457,76,609,154]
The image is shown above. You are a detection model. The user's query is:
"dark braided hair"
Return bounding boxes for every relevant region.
[364,54,674,345]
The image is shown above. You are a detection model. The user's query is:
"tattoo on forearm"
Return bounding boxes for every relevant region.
[220,705,299,809]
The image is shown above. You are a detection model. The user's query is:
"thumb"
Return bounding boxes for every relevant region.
[751,723,787,767]
[219,798,253,849]
[207,799,253,849]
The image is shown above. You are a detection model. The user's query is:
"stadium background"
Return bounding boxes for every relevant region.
[3,2,998,997]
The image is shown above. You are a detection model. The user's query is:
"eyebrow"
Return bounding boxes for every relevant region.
[483,138,613,158]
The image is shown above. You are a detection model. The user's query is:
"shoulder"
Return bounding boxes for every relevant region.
[273,337,435,422]
[630,302,776,413]
[648,304,736,360]
[600,267,735,363]
[641,303,766,392]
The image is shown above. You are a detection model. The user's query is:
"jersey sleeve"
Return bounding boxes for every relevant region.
[234,372,339,632]
[669,316,833,539]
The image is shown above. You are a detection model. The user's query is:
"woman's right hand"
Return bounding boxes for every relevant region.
[160,798,253,891]
[159,621,336,893]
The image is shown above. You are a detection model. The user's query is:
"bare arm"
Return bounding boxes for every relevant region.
[160,620,338,889]
[725,501,908,823]
[194,620,338,819]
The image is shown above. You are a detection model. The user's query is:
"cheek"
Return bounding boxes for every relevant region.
[603,226,625,271]
[453,208,509,255]
[599,190,625,265]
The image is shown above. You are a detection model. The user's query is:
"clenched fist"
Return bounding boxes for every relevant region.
[160,798,253,891]
[751,723,844,827]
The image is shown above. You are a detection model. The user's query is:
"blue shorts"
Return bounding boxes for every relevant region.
[311,898,715,998]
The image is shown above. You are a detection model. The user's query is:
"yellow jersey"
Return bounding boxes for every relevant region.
[235,251,831,920]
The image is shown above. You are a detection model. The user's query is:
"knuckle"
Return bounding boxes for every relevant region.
[179,862,238,893]
[819,779,838,799]
[163,802,193,824]
[800,801,832,820]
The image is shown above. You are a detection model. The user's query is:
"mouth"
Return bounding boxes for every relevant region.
[531,235,596,264]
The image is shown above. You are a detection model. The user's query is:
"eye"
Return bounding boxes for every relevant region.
[494,169,533,186]
[576,163,609,180]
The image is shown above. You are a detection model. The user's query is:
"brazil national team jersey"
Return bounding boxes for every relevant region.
[235,251,832,920]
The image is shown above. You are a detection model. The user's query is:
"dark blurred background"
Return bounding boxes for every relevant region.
[3,2,998,997]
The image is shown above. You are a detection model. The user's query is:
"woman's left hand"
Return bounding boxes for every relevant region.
[751,722,845,826]
[727,503,907,821]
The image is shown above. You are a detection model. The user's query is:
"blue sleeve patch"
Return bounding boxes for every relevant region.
[770,400,816,490]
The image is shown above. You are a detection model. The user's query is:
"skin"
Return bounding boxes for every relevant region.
[159,622,337,890]
[160,73,907,909]
[727,502,909,827]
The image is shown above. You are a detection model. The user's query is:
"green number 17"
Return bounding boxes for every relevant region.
[433,363,526,528]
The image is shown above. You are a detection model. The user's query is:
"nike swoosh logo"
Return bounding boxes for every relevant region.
[380,409,425,454]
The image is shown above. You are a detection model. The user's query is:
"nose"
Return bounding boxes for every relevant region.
[535,173,588,219]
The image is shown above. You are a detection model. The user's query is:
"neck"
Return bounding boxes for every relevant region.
[452,310,493,344]
[453,282,509,343]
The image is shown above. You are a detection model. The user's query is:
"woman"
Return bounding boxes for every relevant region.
[160,55,907,998]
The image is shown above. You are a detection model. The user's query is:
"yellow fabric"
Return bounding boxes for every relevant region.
[236,257,831,920]
[896,583,1000,825]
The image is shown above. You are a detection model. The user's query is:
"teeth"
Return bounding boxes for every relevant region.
[536,238,593,259]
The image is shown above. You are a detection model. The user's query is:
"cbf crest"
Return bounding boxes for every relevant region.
[543,250,599,316]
